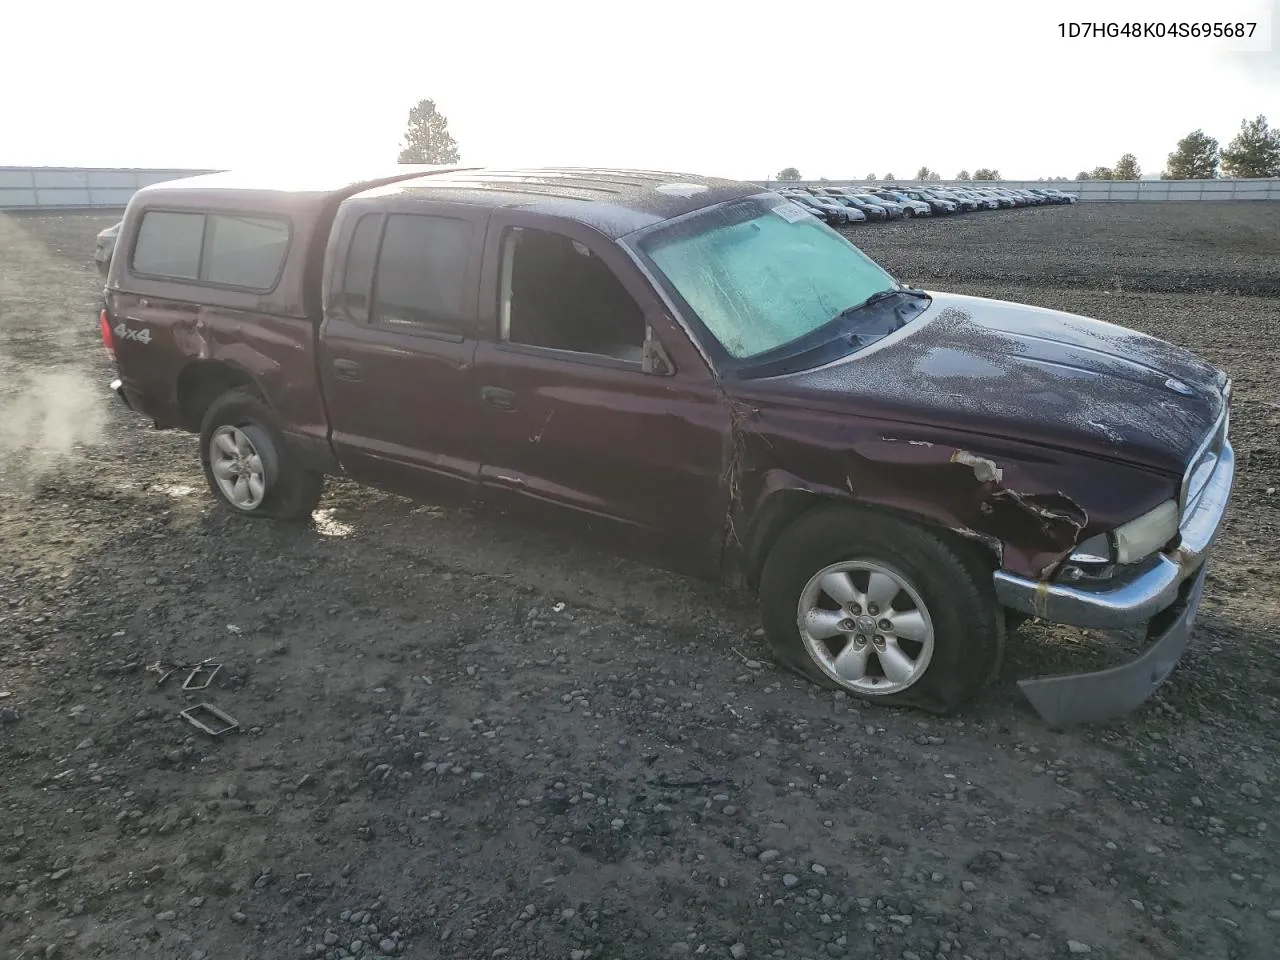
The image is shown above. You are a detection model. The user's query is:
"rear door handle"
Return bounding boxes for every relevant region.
[480,386,516,411]
[333,359,362,382]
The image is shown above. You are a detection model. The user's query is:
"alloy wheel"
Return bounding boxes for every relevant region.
[209,425,267,510]
[797,560,936,695]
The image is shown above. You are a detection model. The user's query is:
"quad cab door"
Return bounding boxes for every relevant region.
[318,202,488,502]
[471,212,732,575]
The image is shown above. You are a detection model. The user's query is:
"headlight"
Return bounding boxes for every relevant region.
[1068,499,1179,566]
[1114,499,1179,563]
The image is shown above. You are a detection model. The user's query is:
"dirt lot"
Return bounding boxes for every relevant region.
[1,203,1277,960]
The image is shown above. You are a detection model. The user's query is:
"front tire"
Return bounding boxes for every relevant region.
[199,388,324,521]
[758,506,1004,714]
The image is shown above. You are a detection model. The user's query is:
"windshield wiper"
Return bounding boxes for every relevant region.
[830,287,931,348]
[835,286,930,319]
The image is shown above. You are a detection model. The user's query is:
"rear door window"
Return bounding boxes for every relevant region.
[371,214,472,336]
[202,215,291,290]
[132,211,204,280]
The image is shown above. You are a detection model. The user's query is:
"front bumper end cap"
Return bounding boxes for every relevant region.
[1018,564,1207,727]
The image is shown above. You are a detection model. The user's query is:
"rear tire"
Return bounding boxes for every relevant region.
[758,506,1004,714]
[199,388,323,521]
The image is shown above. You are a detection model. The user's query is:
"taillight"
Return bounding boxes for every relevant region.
[99,308,116,362]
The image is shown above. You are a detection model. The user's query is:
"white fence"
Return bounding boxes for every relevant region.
[755,178,1280,202]
[0,167,217,210]
[2,167,1278,209]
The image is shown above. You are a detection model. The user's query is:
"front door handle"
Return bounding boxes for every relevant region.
[333,359,362,382]
[480,386,516,411]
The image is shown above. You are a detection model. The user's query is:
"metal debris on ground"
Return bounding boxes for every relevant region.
[145,658,223,690]
[182,662,222,691]
[180,703,240,737]
[145,661,178,687]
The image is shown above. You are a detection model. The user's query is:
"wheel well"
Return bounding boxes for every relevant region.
[742,492,1001,593]
[176,362,260,431]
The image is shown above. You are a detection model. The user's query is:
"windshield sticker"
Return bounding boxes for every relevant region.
[773,201,813,223]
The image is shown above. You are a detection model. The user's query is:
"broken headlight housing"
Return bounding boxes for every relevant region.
[1069,499,1179,567]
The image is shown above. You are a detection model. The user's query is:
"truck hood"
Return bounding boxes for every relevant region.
[749,291,1227,474]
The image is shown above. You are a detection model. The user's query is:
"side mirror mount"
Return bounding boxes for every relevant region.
[641,333,675,376]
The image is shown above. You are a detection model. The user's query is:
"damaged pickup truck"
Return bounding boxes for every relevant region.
[102,167,1234,725]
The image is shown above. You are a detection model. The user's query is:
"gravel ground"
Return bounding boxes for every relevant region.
[1,204,1278,960]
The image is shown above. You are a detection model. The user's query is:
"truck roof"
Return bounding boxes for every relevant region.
[129,166,760,239]
[129,164,481,216]
[349,168,761,238]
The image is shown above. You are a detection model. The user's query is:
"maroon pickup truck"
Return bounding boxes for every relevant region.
[102,167,1234,726]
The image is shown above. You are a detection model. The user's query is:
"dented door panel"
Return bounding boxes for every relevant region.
[472,346,732,571]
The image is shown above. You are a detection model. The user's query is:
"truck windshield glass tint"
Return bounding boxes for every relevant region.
[372,214,472,335]
[132,211,204,280]
[640,199,896,360]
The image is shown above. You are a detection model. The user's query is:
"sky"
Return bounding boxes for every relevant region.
[1,0,1277,181]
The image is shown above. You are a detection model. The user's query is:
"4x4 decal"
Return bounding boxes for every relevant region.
[114,322,152,344]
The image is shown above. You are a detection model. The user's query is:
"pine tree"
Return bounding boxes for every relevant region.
[1163,130,1219,179]
[1220,116,1280,178]
[398,99,461,164]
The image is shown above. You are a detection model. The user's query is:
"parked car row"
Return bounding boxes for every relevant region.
[776,184,1078,225]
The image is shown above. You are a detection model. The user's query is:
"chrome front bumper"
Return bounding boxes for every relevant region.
[992,438,1234,726]
[994,440,1233,629]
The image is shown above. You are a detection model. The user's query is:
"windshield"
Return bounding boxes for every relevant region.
[636,196,900,363]
[854,195,883,203]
